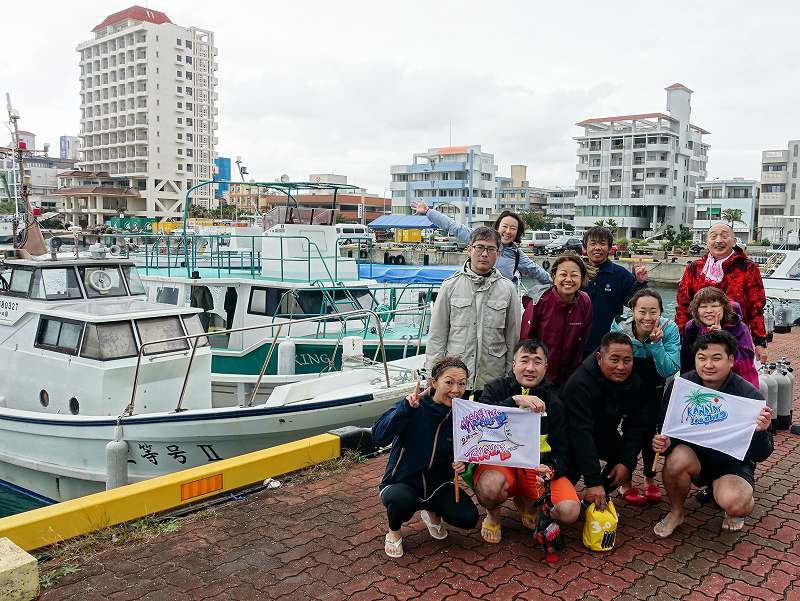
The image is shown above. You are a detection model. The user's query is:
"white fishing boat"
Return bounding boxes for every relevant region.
[0,249,424,502]
[761,249,800,301]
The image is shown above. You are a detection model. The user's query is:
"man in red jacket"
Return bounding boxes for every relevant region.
[675,224,767,363]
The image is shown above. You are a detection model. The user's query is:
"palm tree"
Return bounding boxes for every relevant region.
[594,219,606,227]
[721,208,746,229]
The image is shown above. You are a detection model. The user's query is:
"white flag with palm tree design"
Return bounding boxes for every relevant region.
[661,376,764,460]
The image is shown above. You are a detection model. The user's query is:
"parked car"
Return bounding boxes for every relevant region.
[545,236,583,255]
[519,230,556,254]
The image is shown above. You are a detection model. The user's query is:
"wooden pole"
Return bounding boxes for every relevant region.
[454,473,460,503]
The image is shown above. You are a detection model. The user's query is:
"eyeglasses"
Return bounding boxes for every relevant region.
[471,244,498,255]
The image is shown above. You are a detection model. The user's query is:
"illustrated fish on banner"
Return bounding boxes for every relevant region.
[661,376,765,461]
[452,398,541,468]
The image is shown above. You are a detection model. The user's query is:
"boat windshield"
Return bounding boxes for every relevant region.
[79,266,127,298]
[30,268,83,301]
[135,316,189,355]
[122,266,146,295]
[81,321,138,360]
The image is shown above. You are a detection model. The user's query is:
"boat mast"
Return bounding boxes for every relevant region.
[6,93,47,255]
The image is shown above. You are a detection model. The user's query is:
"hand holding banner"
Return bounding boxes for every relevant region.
[452,397,541,468]
[661,376,765,461]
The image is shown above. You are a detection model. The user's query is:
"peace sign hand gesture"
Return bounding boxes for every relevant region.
[649,320,666,343]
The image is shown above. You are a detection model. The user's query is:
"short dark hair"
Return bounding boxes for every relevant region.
[692,330,737,358]
[513,338,549,360]
[493,210,525,244]
[628,288,664,312]
[582,226,613,249]
[549,251,589,287]
[430,356,469,380]
[469,226,501,248]
[690,286,735,324]
[599,331,633,352]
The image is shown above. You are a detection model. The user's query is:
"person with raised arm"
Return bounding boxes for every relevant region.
[412,199,551,285]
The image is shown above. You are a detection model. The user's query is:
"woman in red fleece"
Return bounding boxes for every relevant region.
[520,252,592,386]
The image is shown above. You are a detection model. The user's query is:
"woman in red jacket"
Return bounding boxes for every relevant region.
[520,252,592,386]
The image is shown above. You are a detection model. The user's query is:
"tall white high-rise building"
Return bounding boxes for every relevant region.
[76,5,218,221]
[574,84,709,239]
[758,141,800,243]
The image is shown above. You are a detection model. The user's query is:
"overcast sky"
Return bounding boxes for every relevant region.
[4,1,800,193]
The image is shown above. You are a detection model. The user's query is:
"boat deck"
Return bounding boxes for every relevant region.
[37,331,800,600]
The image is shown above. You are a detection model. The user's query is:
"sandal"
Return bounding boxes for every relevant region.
[384,533,403,558]
[480,517,502,544]
[644,484,662,503]
[513,497,537,529]
[653,513,684,539]
[621,487,648,506]
[420,510,448,540]
[721,514,745,532]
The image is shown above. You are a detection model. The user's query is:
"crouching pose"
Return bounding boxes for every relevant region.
[374,357,479,558]
[653,331,773,538]
[473,339,580,544]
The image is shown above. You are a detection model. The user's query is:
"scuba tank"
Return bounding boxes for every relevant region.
[764,299,775,343]
[774,300,793,334]
[760,365,778,431]
[775,360,794,430]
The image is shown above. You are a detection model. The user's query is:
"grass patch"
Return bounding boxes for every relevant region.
[280,449,361,486]
[39,563,79,589]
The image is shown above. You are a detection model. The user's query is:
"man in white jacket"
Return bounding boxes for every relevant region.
[425,227,521,397]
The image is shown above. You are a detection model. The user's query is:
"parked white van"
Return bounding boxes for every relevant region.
[335,224,376,245]
[520,230,557,254]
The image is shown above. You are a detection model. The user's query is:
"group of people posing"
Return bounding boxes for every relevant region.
[374,204,774,558]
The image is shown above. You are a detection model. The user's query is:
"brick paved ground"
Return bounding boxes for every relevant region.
[38,333,800,601]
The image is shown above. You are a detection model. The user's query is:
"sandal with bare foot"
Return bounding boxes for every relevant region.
[420,510,448,540]
[721,514,745,532]
[513,497,537,529]
[481,517,502,544]
[384,533,403,558]
[653,513,684,538]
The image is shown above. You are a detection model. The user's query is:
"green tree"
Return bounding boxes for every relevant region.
[0,199,15,214]
[594,219,606,227]
[721,208,746,229]
[520,210,550,231]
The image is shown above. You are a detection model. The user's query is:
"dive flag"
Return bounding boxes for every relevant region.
[661,376,765,461]
[452,397,541,468]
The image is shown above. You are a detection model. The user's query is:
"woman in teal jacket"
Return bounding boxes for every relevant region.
[610,288,680,505]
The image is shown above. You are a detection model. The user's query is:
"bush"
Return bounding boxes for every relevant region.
[616,237,629,250]
[760,238,771,246]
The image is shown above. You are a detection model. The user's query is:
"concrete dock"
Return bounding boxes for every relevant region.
[35,332,800,601]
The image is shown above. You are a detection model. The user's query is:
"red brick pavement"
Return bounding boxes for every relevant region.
[37,334,800,600]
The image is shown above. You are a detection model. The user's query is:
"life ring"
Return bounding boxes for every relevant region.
[542,259,551,270]
[395,255,406,265]
[88,269,114,293]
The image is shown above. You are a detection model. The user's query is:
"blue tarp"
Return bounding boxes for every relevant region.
[367,215,437,229]
[359,264,458,284]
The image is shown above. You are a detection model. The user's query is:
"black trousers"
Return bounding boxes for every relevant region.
[380,481,478,532]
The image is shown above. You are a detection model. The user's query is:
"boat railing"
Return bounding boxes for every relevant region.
[122,304,427,419]
[99,232,375,285]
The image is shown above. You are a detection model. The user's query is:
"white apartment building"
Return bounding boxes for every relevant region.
[693,178,758,242]
[544,188,578,228]
[759,141,800,242]
[390,145,497,226]
[0,155,78,212]
[574,84,709,239]
[76,6,218,221]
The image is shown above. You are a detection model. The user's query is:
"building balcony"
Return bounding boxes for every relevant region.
[761,171,787,184]
[576,163,589,172]
[762,150,788,164]
[760,192,787,206]
[577,148,590,156]
[646,176,670,185]
[647,143,671,152]
[646,160,671,168]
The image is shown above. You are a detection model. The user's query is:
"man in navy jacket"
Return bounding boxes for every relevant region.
[582,226,648,355]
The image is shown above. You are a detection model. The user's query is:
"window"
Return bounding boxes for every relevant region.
[6,268,33,296]
[36,317,83,355]
[81,321,138,360]
[135,316,188,355]
[793,184,797,201]
[122,266,146,295]
[185,40,193,49]
[78,266,127,298]
[30,268,83,300]
[182,314,209,347]
[177,86,182,93]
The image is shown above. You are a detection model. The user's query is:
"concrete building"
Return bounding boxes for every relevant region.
[495,165,548,214]
[60,136,81,160]
[0,155,78,212]
[56,170,140,227]
[758,141,800,242]
[574,84,709,239]
[544,188,578,229]
[76,5,219,221]
[693,178,758,242]
[390,145,497,226]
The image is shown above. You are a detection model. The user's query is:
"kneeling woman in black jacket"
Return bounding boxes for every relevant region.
[373,357,479,558]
